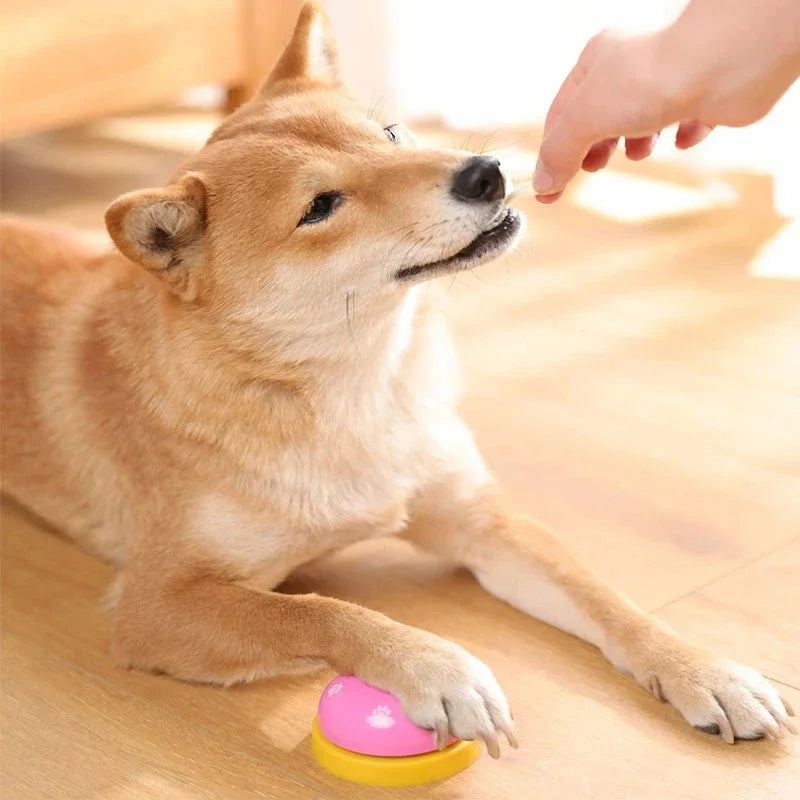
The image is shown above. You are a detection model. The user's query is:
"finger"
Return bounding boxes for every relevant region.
[534,111,597,196]
[543,36,599,133]
[536,36,604,198]
[625,133,659,161]
[543,64,584,134]
[535,67,607,198]
[582,138,619,171]
[675,120,713,149]
[535,189,564,204]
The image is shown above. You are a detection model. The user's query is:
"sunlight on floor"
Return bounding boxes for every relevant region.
[750,218,800,280]
[103,775,199,799]
[574,171,739,222]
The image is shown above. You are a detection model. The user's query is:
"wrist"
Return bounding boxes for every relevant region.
[651,23,711,122]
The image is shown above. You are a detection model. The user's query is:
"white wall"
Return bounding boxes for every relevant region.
[326,0,680,126]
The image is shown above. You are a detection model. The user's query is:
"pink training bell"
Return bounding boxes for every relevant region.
[311,675,481,786]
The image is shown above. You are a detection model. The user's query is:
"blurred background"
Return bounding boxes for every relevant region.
[2,3,799,798]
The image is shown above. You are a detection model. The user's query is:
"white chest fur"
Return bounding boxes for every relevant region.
[190,287,481,581]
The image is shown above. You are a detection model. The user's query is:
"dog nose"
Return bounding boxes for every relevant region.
[451,156,505,202]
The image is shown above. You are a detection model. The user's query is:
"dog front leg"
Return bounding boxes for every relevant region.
[110,556,516,755]
[405,480,795,742]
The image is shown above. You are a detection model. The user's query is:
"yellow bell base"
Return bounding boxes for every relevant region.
[310,717,481,787]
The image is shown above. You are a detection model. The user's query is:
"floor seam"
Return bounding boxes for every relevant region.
[650,534,800,613]
[765,675,800,693]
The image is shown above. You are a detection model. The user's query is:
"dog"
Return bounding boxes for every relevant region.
[1,2,794,755]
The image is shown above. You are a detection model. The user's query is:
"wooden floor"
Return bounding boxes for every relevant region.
[1,113,799,799]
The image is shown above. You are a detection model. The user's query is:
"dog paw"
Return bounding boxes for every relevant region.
[638,643,796,743]
[362,629,517,757]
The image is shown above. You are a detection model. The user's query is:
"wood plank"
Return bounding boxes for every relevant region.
[4,505,799,800]
[0,634,324,800]
[657,540,800,688]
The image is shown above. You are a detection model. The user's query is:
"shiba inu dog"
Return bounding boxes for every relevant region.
[1,2,794,756]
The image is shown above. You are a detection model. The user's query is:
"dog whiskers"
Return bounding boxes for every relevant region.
[345,290,359,354]
[470,268,489,285]
[376,221,419,242]
[399,234,434,274]
[481,139,524,154]
[477,130,501,155]
[459,132,478,153]
[386,228,418,265]
[388,217,468,272]
[365,89,392,122]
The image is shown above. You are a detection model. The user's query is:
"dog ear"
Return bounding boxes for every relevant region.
[105,174,206,301]
[261,1,341,92]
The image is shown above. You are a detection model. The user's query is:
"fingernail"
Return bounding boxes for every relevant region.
[533,161,554,194]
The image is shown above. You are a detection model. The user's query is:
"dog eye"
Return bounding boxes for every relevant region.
[383,124,400,144]
[298,192,344,226]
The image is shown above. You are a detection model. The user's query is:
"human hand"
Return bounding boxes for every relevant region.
[533,0,800,203]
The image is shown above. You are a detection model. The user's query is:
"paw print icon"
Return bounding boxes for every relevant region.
[326,682,343,698]
[365,705,396,729]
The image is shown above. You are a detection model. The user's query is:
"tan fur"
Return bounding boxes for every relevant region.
[1,2,794,753]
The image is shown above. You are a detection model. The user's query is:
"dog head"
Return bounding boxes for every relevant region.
[105,2,523,348]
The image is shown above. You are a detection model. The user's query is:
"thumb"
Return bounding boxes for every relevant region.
[533,107,596,197]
